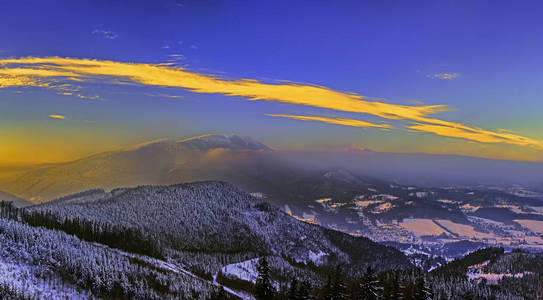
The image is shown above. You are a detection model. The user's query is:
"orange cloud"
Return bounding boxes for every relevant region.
[0,57,541,151]
[0,57,448,122]
[406,123,543,149]
[268,114,391,130]
[48,114,66,120]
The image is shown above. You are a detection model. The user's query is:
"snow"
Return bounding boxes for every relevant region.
[496,204,524,214]
[372,194,399,201]
[221,258,260,283]
[437,199,460,204]
[308,250,327,265]
[514,219,543,234]
[0,260,94,299]
[399,219,447,236]
[353,200,383,209]
[250,192,266,199]
[435,219,496,239]
[528,206,543,215]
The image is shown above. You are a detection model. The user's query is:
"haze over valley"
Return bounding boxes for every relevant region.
[2,1,543,299]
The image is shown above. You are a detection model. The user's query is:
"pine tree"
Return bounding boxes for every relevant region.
[390,275,402,300]
[288,278,299,300]
[322,276,334,300]
[359,267,381,300]
[298,281,313,300]
[255,257,274,300]
[211,286,227,300]
[330,265,348,300]
[414,277,432,300]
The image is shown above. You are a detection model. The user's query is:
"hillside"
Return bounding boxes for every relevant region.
[3,133,543,204]
[428,248,543,299]
[0,134,271,202]
[0,217,222,299]
[29,181,411,277]
[0,190,32,207]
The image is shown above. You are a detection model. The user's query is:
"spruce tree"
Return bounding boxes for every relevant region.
[210,286,227,300]
[330,265,348,300]
[359,267,381,300]
[414,277,432,300]
[298,281,312,300]
[255,257,274,300]
[288,278,299,300]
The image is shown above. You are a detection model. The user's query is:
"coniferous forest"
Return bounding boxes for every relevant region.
[1,182,542,299]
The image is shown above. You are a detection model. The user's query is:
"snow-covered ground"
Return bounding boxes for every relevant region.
[514,219,543,234]
[0,260,95,299]
[220,258,260,283]
[400,219,446,236]
[435,219,496,239]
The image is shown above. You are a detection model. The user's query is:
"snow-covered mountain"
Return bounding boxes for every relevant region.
[0,134,272,202]
[3,133,543,204]
[29,181,411,276]
[0,180,414,298]
[0,190,32,207]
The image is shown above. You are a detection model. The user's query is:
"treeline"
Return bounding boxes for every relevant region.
[0,282,31,300]
[226,257,433,300]
[0,201,163,259]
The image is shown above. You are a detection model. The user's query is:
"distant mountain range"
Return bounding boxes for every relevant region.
[2,133,543,203]
[0,190,33,207]
[0,134,272,202]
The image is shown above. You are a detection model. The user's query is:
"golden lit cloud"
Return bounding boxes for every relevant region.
[48,114,66,120]
[0,57,449,122]
[0,57,542,151]
[268,114,391,130]
[406,123,543,149]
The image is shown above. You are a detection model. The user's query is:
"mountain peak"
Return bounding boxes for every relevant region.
[177,134,272,151]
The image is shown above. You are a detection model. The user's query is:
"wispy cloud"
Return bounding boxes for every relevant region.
[91,29,119,40]
[144,93,183,99]
[406,123,543,149]
[268,114,391,130]
[0,57,541,151]
[428,73,460,80]
[75,94,100,100]
[48,114,65,120]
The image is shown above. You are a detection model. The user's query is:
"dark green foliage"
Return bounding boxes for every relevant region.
[0,282,31,300]
[1,201,163,259]
[413,277,432,300]
[255,257,275,300]
[216,271,256,295]
[431,247,504,278]
[358,267,381,300]
[209,286,229,300]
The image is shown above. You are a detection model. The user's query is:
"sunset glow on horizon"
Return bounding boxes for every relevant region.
[2,1,543,164]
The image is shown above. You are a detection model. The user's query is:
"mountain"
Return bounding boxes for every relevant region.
[0,134,271,202]
[0,190,32,207]
[3,181,542,299]
[29,181,412,276]
[0,181,412,298]
[3,133,543,203]
[0,216,219,299]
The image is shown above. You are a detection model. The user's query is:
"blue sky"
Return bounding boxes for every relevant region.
[1,0,543,163]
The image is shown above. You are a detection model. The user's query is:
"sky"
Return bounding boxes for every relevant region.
[1,0,543,165]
